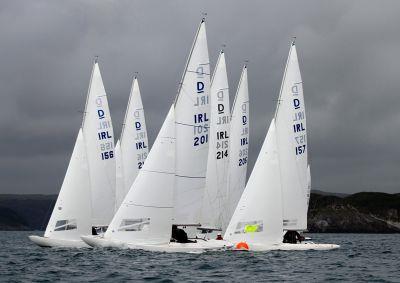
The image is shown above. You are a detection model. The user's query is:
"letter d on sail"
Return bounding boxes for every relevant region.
[293,99,300,110]
[98,109,105,119]
[218,104,224,114]
[197,82,204,93]
[242,116,247,125]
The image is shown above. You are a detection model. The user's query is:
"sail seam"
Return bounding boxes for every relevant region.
[124,203,173,209]
[175,122,209,129]
[175,174,206,179]
[142,169,175,175]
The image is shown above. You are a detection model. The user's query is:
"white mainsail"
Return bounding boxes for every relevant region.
[44,129,92,241]
[104,106,175,245]
[275,42,308,231]
[115,77,149,209]
[225,65,250,227]
[174,19,211,224]
[200,50,230,231]
[224,120,283,248]
[82,60,116,227]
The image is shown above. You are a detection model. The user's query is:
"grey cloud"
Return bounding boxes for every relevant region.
[1,0,399,194]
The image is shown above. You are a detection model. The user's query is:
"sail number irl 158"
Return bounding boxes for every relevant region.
[101,151,114,160]
[96,98,114,161]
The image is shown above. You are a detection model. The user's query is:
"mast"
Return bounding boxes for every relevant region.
[174,18,206,106]
[274,38,296,119]
[119,75,137,144]
[231,64,247,112]
[81,57,98,128]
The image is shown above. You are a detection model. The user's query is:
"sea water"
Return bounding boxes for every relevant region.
[0,232,399,282]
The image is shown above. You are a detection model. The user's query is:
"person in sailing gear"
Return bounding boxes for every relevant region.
[283,230,302,244]
[92,227,98,236]
[171,225,196,243]
[216,233,223,240]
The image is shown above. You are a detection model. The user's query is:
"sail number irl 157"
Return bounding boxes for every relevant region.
[291,82,307,156]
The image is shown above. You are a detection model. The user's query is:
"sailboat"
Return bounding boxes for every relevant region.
[82,19,232,252]
[115,77,149,210]
[170,19,231,250]
[199,50,231,235]
[29,59,115,247]
[225,65,250,230]
[224,41,339,251]
[82,105,176,249]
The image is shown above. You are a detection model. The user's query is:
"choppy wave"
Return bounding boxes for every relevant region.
[0,232,399,282]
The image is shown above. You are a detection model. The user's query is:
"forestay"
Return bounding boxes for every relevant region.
[306,164,311,208]
[200,51,231,231]
[115,140,123,211]
[115,77,149,209]
[224,120,283,248]
[225,65,250,229]
[174,19,211,224]
[44,129,92,240]
[274,42,308,231]
[82,61,116,227]
[105,106,175,245]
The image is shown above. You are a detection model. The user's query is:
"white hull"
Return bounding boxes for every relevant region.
[81,235,126,248]
[234,242,340,251]
[29,235,90,248]
[273,242,340,251]
[81,235,232,253]
[134,240,233,253]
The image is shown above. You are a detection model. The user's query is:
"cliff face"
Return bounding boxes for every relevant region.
[0,192,399,232]
[308,192,400,233]
[0,195,56,231]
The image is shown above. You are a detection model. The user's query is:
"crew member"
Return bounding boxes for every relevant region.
[171,225,190,243]
[283,230,302,244]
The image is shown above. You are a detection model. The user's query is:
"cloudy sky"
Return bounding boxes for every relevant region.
[1,0,399,194]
